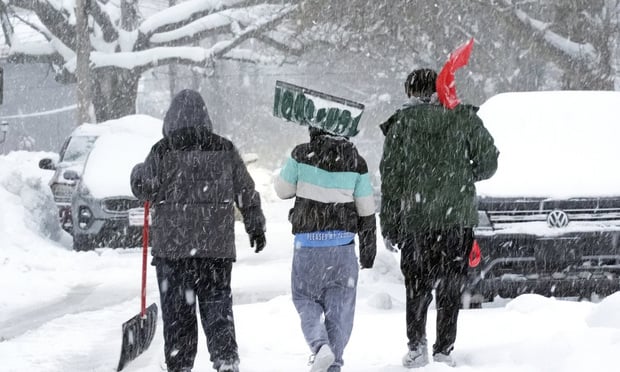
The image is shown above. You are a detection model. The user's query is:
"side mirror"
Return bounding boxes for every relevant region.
[63,170,80,181]
[39,158,56,170]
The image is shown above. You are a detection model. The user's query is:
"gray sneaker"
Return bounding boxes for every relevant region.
[433,352,456,367]
[215,359,239,372]
[310,344,336,372]
[402,343,429,368]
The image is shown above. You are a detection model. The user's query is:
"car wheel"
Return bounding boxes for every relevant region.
[73,234,95,251]
[461,292,485,309]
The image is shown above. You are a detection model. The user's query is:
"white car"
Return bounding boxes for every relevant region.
[39,124,111,232]
[67,115,163,250]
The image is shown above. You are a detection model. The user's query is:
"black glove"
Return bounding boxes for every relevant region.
[359,229,377,269]
[249,233,266,253]
[360,253,375,269]
[384,238,399,252]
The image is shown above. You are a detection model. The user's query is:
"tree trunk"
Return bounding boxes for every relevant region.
[168,0,177,100]
[76,0,93,125]
[91,68,140,122]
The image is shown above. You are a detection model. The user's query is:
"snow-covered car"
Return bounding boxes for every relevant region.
[468,91,620,305]
[69,115,162,251]
[38,124,110,233]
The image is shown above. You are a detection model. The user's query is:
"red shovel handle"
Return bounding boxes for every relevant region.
[141,201,150,317]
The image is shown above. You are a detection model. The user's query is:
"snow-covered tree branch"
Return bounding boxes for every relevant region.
[1,0,300,121]
[497,0,617,89]
[500,0,598,64]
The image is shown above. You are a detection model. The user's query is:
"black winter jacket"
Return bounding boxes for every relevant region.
[131,90,265,259]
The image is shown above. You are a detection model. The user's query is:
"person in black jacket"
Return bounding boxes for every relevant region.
[131,89,266,372]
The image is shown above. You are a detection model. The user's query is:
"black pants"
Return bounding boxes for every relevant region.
[154,257,238,371]
[400,227,473,355]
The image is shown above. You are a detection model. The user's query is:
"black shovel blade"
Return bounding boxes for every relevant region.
[117,303,158,371]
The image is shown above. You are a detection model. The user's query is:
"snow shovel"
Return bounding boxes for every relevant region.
[117,201,158,371]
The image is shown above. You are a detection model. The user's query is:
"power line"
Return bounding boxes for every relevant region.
[0,104,76,119]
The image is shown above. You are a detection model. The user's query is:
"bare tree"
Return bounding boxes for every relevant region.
[1,0,299,122]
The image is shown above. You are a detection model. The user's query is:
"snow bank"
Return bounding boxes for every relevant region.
[0,151,70,315]
[0,151,149,324]
[505,293,572,314]
[0,151,61,243]
[587,292,620,329]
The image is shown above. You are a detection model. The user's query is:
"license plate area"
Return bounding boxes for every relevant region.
[128,207,151,226]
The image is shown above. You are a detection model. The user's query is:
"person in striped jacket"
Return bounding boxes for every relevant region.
[275,126,377,372]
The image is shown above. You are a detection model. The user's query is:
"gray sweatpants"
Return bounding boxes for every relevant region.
[291,243,359,369]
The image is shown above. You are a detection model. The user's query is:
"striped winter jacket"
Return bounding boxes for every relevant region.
[275,133,377,268]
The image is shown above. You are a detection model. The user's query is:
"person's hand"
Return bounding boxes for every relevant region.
[249,233,266,253]
[359,255,374,269]
[384,238,399,252]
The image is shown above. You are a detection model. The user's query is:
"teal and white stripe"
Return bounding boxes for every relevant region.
[275,157,375,216]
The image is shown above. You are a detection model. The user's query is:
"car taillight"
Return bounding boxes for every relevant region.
[78,206,93,229]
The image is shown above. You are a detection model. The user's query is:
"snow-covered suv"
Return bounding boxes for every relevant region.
[39,124,109,233]
[468,91,620,306]
[68,115,162,251]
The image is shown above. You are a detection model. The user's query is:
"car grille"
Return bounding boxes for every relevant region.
[102,198,142,213]
[480,197,620,225]
[51,184,75,204]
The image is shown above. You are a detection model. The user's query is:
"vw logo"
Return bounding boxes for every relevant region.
[547,209,569,228]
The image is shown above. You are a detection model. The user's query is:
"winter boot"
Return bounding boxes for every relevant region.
[433,352,456,367]
[402,343,429,369]
[309,344,335,372]
[214,359,239,372]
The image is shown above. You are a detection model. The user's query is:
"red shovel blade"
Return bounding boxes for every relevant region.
[436,38,475,109]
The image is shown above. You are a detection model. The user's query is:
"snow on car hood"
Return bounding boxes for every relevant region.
[476,91,620,198]
[80,115,162,199]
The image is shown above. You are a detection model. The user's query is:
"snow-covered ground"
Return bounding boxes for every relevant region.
[2,150,620,372]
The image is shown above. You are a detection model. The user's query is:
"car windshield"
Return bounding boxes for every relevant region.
[59,135,98,163]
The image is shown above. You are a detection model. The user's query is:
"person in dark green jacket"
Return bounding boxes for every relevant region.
[379,68,498,368]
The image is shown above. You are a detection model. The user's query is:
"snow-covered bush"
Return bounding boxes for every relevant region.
[0,151,62,242]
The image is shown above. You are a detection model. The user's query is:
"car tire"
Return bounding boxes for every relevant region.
[73,234,95,252]
[461,292,485,309]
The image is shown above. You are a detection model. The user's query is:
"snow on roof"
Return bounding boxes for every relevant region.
[476,90,620,198]
[80,115,162,198]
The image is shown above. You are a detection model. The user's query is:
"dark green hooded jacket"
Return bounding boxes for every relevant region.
[379,98,498,239]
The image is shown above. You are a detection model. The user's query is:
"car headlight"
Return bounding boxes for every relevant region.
[78,206,93,229]
[477,211,492,228]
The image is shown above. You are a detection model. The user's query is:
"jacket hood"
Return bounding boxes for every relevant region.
[163,89,213,137]
[380,96,480,136]
[379,95,443,136]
